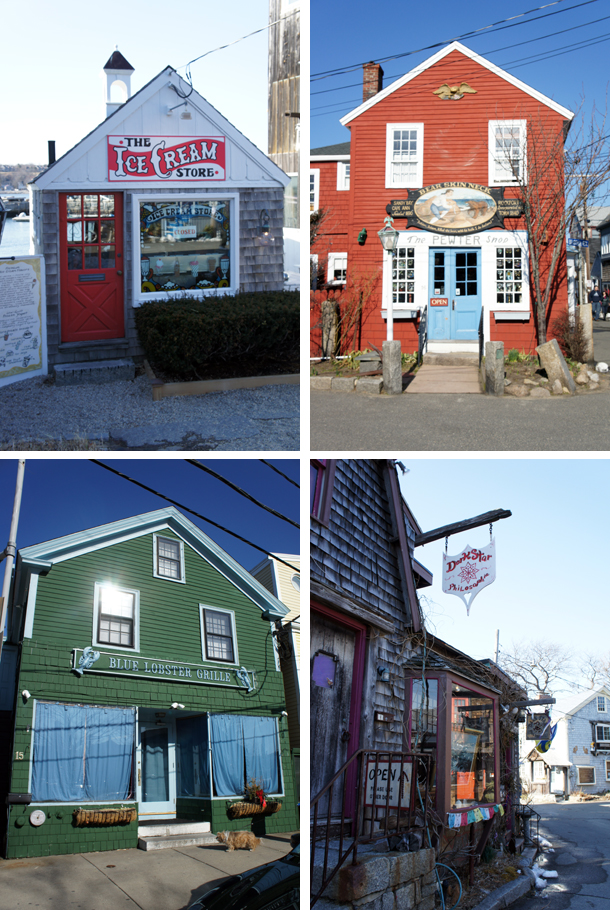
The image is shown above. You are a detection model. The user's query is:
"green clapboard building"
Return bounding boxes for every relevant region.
[3,507,298,858]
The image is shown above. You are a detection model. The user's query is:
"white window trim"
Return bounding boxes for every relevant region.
[597,696,608,713]
[93,582,140,652]
[327,251,347,286]
[336,161,350,191]
[596,724,610,742]
[385,123,424,189]
[152,533,186,584]
[606,760,610,781]
[577,765,596,785]
[310,169,320,212]
[488,120,527,186]
[199,605,239,666]
[131,192,240,307]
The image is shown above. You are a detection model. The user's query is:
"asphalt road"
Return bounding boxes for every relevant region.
[311,322,610,452]
[508,800,610,910]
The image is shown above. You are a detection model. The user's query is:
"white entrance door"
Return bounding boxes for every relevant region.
[138,722,177,819]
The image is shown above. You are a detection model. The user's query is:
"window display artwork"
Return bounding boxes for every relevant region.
[139,200,230,293]
[451,685,495,809]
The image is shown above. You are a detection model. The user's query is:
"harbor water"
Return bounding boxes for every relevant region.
[0,217,31,257]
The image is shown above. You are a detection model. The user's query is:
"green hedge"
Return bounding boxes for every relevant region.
[133,291,299,376]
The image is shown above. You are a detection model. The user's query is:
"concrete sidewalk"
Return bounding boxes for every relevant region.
[0,831,297,910]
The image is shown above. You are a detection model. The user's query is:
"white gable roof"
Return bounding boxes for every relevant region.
[340,41,574,127]
[34,67,288,191]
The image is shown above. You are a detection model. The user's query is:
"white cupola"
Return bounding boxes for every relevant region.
[102,49,134,119]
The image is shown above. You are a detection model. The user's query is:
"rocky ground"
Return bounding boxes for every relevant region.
[503,358,610,398]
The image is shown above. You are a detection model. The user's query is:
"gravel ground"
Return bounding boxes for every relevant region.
[0,375,300,451]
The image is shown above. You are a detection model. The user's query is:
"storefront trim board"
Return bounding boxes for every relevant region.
[381,229,530,344]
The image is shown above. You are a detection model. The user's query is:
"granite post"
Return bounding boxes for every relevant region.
[535,338,576,393]
[577,303,594,363]
[382,340,402,395]
[484,341,504,395]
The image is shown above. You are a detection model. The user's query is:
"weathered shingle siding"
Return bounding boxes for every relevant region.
[566,698,610,791]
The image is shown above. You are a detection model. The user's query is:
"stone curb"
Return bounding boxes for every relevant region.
[473,848,537,910]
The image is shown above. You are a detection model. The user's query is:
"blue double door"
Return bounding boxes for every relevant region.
[428,248,481,340]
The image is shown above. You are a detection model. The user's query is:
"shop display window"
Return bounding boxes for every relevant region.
[496,248,523,305]
[209,714,282,796]
[31,702,135,802]
[392,247,416,306]
[139,199,231,294]
[406,671,499,819]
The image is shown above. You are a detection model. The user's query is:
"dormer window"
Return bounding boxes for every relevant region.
[153,534,185,583]
[597,696,608,713]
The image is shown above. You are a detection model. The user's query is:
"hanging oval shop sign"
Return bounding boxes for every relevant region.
[387,183,524,235]
[442,538,496,615]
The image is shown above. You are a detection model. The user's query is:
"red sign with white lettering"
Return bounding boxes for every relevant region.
[430,298,448,306]
[107,136,226,182]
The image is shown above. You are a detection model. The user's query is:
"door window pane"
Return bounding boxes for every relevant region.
[68,248,82,270]
[84,221,98,243]
[67,222,82,242]
[101,245,115,268]
[142,727,169,802]
[84,246,98,269]
[100,195,115,217]
[66,196,82,218]
[100,221,115,243]
[84,195,98,216]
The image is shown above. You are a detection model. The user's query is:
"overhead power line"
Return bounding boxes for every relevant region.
[186,460,299,530]
[89,460,299,573]
[259,460,300,488]
[312,0,600,80]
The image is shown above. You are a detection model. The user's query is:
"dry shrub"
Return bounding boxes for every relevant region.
[550,309,588,363]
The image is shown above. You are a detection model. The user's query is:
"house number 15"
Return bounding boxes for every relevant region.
[14,752,24,760]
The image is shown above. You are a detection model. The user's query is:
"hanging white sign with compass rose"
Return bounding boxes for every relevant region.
[442,539,496,615]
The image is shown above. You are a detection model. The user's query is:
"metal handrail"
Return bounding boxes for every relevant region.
[418,306,428,366]
[310,749,430,907]
[478,306,485,369]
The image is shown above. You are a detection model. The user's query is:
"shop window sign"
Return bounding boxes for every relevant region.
[140,200,230,293]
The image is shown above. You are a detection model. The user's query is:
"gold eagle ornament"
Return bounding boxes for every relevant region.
[433,82,477,100]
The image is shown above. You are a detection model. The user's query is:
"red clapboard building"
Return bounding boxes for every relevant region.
[310,41,574,358]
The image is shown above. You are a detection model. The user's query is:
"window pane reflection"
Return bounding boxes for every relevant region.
[68,248,82,270]
[84,195,98,216]
[101,245,115,268]
[66,196,81,218]
[67,222,82,242]
[450,684,495,809]
[84,246,98,269]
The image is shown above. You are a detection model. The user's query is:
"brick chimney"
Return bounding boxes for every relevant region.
[363,62,384,103]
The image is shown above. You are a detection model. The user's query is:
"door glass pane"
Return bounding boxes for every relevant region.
[101,245,115,268]
[68,248,82,270]
[84,246,98,268]
[100,195,115,217]
[100,221,115,243]
[66,196,82,218]
[84,195,98,216]
[84,221,98,243]
[142,728,169,802]
[67,222,82,242]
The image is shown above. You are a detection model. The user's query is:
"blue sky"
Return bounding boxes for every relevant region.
[0,0,272,164]
[400,458,604,694]
[311,0,610,153]
[0,459,299,572]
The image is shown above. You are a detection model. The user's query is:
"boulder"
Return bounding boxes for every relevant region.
[530,386,551,398]
[505,383,529,397]
[576,372,589,386]
[536,339,577,393]
[552,379,563,395]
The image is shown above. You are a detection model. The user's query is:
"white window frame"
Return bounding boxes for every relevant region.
[385,123,424,189]
[577,765,596,785]
[327,251,347,285]
[93,582,140,652]
[199,605,239,665]
[532,761,546,781]
[597,696,608,713]
[131,192,240,306]
[596,724,610,742]
[310,169,320,212]
[606,760,610,781]
[337,161,350,191]
[152,533,186,584]
[488,120,527,186]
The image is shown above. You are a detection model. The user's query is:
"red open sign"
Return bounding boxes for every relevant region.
[430,297,448,306]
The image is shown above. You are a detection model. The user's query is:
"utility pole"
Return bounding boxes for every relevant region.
[495,629,500,664]
[0,459,26,663]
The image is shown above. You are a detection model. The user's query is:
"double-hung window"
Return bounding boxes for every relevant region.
[596,724,610,743]
[489,120,526,185]
[93,583,139,650]
[153,533,185,582]
[310,170,320,212]
[201,607,237,663]
[337,161,350,191]
[386,124,423,188]
[597,696,608,713]
[327,252,347,285]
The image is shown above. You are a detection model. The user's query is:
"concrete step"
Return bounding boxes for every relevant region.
[138,831,218,851]
[138,821,211,837]
[423,352,480,367]
[54,358,135,386]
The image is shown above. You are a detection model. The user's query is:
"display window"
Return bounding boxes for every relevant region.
[134,196,237,301]
[406,671,499,819]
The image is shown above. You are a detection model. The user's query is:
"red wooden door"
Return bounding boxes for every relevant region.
[59,193,124,342]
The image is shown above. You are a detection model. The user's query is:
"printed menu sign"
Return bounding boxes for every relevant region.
[0,257,47,387]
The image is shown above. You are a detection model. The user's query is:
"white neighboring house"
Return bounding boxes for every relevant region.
[536,686,610,797]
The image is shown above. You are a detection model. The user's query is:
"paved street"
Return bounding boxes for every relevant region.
[0,832,297,910]
[508,800,610,910]
[311,323,610,452]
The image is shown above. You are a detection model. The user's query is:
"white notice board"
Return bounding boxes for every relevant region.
[0,256,47,387]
